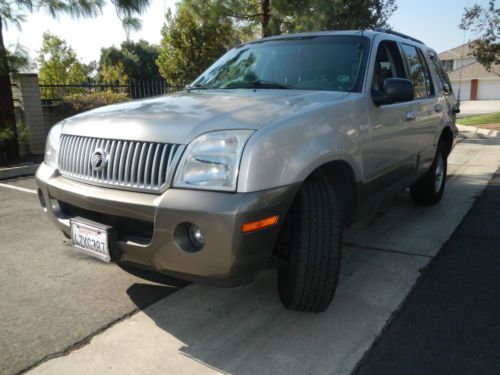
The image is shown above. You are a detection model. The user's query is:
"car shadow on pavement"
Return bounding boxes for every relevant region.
[123,179,497,374]
[122,211,430,375]
[120,264,189,309]
[119,135,500,374]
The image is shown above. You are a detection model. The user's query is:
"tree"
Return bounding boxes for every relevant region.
[6,43,32,73]
[0,0,152,160]
[98,40,161,82]
[38,32,95,84]
[184,0,397,38]
[183,0,275,37]
[162,0,397,86]
[156,5,236,85]
[99,61,129,84]
[460,0,499,74]
[278,0,397,34]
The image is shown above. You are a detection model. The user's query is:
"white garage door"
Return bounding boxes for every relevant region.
[452,80,471,101]
[478,80,500,100]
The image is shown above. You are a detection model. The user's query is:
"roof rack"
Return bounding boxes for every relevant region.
[373,28,424,45]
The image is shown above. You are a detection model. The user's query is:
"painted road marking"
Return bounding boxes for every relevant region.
[0,183,37,195]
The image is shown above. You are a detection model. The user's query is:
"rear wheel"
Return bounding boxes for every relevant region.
[410,141,447,205]
[276,180,342,313]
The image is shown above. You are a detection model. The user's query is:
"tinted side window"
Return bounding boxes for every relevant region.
[401,44,428,99]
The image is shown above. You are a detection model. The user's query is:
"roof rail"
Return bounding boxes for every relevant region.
[373,28,424,45]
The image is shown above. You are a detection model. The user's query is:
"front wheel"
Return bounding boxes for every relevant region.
[410,142,447,205]
[276,180,342,313]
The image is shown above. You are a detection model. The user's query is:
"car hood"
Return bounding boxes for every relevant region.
[61,90,350,144]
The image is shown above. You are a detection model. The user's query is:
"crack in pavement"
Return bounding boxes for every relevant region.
[343,242,434,259]
[18,307,143,374]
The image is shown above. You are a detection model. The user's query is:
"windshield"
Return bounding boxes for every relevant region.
[191,35,369,92]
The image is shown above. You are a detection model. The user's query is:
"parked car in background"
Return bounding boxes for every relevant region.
[37,29,458,312]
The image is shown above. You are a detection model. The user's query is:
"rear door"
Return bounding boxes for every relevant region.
[399,44,441,175]
[429,50,458,131]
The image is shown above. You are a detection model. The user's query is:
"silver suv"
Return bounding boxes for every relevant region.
[36,30,458,312]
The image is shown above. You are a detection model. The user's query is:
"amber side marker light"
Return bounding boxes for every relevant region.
[241,215,279,233]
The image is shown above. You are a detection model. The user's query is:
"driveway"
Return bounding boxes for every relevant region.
[1,129,500,375]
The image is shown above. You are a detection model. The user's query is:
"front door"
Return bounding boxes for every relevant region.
[365,39,419,195]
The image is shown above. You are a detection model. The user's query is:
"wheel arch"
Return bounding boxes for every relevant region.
[305,160,358,224]
[439,126,454,156]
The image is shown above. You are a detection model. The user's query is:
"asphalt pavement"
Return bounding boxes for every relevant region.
[355,167,500,375]
[0,177,187,375]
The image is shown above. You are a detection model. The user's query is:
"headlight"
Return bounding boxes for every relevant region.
[44,124,62,169]
[173,130,254,192]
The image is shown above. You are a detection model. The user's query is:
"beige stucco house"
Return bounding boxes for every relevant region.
[439,43,500,101]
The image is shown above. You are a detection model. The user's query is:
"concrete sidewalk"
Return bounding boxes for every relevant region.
[355,168,500,374]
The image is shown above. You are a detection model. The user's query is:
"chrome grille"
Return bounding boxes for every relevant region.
[58,135,182,193]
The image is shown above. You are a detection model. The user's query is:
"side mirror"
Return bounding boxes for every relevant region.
[373,78,414,106]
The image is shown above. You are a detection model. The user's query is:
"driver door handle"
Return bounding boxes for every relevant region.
[405,110,416,121]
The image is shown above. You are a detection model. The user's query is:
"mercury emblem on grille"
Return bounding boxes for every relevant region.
[90,149,108,172]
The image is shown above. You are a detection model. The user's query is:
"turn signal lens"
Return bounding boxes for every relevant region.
[241,216,279,233]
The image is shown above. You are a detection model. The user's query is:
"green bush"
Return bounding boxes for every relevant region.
[0,127,14,142]
[63,91,130,112]
[0,121,31,157]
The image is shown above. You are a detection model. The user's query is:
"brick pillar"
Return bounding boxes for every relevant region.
[11,74,46,154]
[470,79,478,101]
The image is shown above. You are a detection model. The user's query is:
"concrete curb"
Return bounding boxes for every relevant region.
[457,124,500,138]
[0,164,39,181]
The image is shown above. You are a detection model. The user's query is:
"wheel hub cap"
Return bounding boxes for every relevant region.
[435,154,444,193]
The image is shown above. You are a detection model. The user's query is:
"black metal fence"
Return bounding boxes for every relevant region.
[39,80,186,104]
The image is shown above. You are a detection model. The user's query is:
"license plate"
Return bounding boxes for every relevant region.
[71,219,111,262]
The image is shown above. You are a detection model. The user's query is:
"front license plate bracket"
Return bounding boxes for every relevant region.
[70,217,115,262]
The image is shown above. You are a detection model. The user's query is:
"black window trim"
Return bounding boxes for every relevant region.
[416,48,436,98]
[369,38,411,105]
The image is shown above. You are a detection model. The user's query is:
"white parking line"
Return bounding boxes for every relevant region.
[0,183,37,195]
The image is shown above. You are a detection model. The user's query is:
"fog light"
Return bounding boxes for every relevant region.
[188,224,205,248]
[174,222,206,252]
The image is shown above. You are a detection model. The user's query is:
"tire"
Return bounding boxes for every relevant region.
[276,180,342,313]
[410,141,447,205]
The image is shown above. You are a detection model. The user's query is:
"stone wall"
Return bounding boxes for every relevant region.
[11,74,47,155]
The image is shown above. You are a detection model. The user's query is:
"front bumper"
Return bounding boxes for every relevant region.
[36,163,299,286]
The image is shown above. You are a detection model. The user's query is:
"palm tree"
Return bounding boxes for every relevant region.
[0,0,151,160]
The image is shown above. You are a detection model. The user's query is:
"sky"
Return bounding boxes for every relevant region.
[3,0,489,70]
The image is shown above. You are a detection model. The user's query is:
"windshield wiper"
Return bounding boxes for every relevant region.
[186,83,214,91]
[223,80,292,90]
